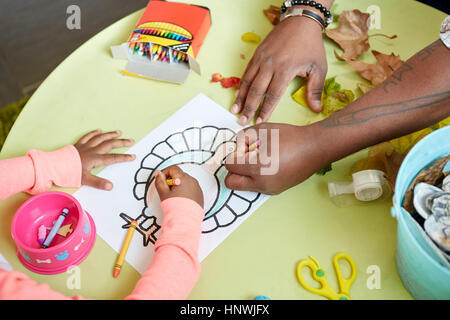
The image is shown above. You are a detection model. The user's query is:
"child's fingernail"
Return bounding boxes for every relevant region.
[239,115,247,125]
[231,104,239,114]
[256,117,262,124]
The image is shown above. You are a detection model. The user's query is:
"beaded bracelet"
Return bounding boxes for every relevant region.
[281,0,333,27]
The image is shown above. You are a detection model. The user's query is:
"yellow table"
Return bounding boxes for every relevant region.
[0,0,445,299]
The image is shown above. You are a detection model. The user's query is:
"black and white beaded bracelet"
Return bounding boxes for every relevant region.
[281,0,333,27]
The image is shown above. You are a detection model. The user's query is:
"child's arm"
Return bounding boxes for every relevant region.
[126,166,204,300]
[0,166,203,300]
[0,129,135,201]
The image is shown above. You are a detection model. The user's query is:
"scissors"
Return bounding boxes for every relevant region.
[296,253,357,300]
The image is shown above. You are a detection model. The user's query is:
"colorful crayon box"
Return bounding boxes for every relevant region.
[111,0,211,84]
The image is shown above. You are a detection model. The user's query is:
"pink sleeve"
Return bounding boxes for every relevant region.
[0,145,82,201]
[126,197,204,300]
[0,269,83,300]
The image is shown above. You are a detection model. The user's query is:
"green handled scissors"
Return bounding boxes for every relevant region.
[296,253,357,300]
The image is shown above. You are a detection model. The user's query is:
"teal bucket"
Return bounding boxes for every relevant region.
[391,125,450,299]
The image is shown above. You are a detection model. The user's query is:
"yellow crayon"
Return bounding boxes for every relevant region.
[152,44,158,54]
[166,178,181,186]
[249,140,261,152]
[113,220,137,278]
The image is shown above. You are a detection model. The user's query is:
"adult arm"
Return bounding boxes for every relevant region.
[225,39,450,194]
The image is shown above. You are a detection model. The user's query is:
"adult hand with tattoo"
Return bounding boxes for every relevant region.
[225,39,450,194]
[231,1,334,125]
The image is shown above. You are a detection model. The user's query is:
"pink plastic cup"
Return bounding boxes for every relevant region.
[11,191,96,274]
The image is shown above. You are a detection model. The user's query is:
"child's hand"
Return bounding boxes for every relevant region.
[155,166,204,208]
[75,129,136,190]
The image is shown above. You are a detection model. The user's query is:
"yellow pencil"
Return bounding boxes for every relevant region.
[113,220,137,278]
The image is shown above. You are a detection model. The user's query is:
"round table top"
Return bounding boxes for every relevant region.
[0,0,446,299]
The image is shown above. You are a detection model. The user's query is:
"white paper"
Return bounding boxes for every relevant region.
[73,94,269,274]
[0,253,13,271]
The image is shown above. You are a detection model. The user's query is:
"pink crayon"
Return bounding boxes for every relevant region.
[38,225,47,245]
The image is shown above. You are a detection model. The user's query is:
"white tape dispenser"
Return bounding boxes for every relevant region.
[328,170,392,207]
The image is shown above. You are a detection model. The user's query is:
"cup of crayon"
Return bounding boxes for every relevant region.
[11,191,96,274]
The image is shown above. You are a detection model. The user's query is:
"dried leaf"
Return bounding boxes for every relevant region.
[211,73,240,89]
[390,128,433,155]
[211,73,224,83]
[292,77,354,116]
[357,82,374,94]
[351,141,404,188]
[292,85,324,108]
[325,10,371,60]
[241,32,261,44]
[322,89,355,117]
[342,50,403,86]
[263,5,281,26]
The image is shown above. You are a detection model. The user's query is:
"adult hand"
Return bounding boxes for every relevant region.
[155,165,204,208]
[224,123,330,194]
[231,16,328,125]
[75,129,136,190]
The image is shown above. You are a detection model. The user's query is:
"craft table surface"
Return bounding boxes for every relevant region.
[0,0,445,300]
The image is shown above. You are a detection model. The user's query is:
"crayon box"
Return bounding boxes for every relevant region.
[111,0,211,84]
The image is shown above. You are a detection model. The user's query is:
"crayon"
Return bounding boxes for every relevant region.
[248,140,261,152]
[113,220,137,278]
[42,208,69,249]
[166,178,181,186]
[152,44,158,54]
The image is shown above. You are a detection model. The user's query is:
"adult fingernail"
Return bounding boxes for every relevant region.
[105,183,113,190]
[256,117,262,124]
[239,115,247,125]
[231,104,239,114]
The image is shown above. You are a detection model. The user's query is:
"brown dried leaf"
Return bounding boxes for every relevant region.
[325,10,371,60]
[351,142,404,189]
[342,50,403,86]
[263,5,281,26]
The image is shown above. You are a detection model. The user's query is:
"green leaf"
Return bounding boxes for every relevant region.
[322,89,355,117]
[316,163,333,175]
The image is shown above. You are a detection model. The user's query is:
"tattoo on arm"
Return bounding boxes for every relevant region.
[322,90,450,128]
[383,62,414,93]
[383,40,443,93]
[417,40,443,61]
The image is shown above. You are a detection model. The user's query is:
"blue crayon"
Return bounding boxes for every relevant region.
[42,208,69,249]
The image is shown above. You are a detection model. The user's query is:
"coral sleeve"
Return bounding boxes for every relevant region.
[0,145,81,201]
